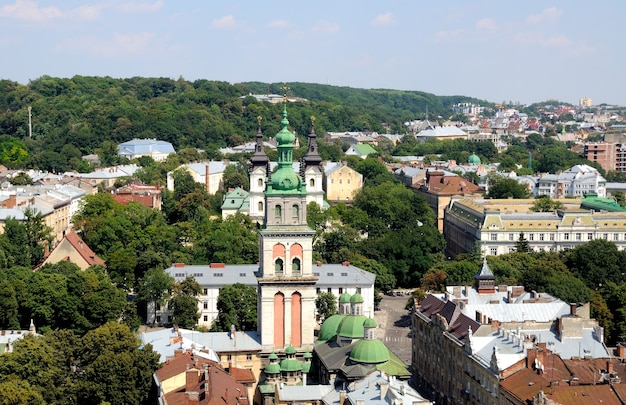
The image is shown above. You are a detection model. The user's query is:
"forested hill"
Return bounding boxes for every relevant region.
[0,76,488,170]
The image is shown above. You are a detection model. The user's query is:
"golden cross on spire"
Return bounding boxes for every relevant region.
[310,116,316,124]
[257,115,262,125]
[280,82,290,103]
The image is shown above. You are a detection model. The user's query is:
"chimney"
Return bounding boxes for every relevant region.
[339,390,346,405]
[379,382,389,398]
[608,360,614,373]
[570,303,577,316]
[205,163,210,194]
[316,261,322,267]
[223,388,229,404]
[186,367,197,392]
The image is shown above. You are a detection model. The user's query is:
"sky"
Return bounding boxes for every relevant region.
[1,0,625,106]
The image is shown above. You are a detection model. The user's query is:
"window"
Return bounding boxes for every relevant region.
[156,315,161,323]
[214,273,223,277]
[587,233,593,240]
[539,233,544,241]
[292,204,299,218]
[310,179,315,187]
[227,355,232,361]
[341,272,348,276]
[275,205,282,220]
[327,272,334,276]
[550,233,555,241]
[339,179,342,184]
[490,247,497,256]
[258,178,263,187]
[509,233,514,241]
[347,179,351,184]
[615,233,620,241]
[338,287,343,294]
[292,258,301,272]
[490,233,497,241]
[203,288,208,295]
[275,259,284,274]
[564,233,570,240]
[246,353,252,361]
[529,234,534,241]
[155,303,161,311]
[316,288,321,294]
[327,288,332,293]
[240,273,246,277]
[203,301,208,309]
[175,273,185,277]
[193,273,202,277]
[203,315,208,322]
[576,233,582,241]
[258,201,263,212]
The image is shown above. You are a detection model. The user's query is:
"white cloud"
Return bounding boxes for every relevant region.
[117,0,163,13]
[211,15,236,29]
[527,7,562,25]
[311,21,339,34]
[476,18,497,31]
[543,34,572,48]
[371,12,396,27]
[268,19,289,28]
[0,0,63,22]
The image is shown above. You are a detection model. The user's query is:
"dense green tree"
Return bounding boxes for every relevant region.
[136,267,174,325]
[0,279,19,329]
[531,195,563,212]
[211,283,257,332]
[0,377,45,405]
[563,239,626,289]
[514,232,531,253]
[169,276,201,328]
[315,292,337,323]
[223,162,250,191]
[193,214,258,264]
[485,174,530,199]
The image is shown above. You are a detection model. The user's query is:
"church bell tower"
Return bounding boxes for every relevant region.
[257,103,318,351]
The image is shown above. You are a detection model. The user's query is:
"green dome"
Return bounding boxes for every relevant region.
[271,166,303,191]
[339,292,351,303]
[363,317,377,328]
[468,153,481,164]
[285,345,296,355]
[280,358,302,372]
[350,292,364,303]
[303,351,312,359]
[337,315,367,339]
[318,314,345,342]
[265,362,281,374]
[301,361,312,373]
[350,339,390,364]
[268,352,279,360]
[275,106,295,145]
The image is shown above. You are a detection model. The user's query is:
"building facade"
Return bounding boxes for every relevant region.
[443,197,626,258]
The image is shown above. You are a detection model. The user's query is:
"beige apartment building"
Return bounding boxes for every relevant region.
[323,162,363,203]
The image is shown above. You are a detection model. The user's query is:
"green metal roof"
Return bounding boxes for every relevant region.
[280,358,302,372]
[264,362,281,374]
[339,292,351,303]
[363,317,377,328]
[349,292,364,303]
[468,153,481,164]
[350,339,389,364]
[266,105,305,195]
[337,315,367,339]
[318,314,345,342]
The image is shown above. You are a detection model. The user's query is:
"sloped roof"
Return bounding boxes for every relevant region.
[117,138,175,156]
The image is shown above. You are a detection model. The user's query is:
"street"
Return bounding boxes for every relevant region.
[373,293,413,365]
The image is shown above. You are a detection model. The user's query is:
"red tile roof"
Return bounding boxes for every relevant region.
[63,231,105,267]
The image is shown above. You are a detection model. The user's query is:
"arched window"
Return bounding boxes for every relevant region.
[258,178,263,187]
[309,178,315,187]
[275,258,284,275]
[292,204,299,219]
[275,205,282,220]
[258,201,263,212]
[292,258,301,274]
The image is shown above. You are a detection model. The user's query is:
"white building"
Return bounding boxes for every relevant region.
[117,138,175,161]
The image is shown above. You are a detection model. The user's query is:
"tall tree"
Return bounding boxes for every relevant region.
[136,267,174,325]
[315,292,337,323]
[169,276,201,328]
[211,283,257,332]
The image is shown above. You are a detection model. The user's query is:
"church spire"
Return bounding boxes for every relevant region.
[250,115,269,168]
[303,116,322,168]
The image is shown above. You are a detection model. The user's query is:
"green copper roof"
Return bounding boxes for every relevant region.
[349,292,364,303]
[363,317,377,328]
[280,358,302,372]
[350,339,389,364]
[301,362,312,373]
[376,349,411,377]
[269,352,279,360]
[265,362,281,374]
[337,315,367,339]
[318,314,345,342]
[339,292,351,303]
[303,351,312,359]
[266,105,305,195]
[468,153,481,164]
[285,345,296,355]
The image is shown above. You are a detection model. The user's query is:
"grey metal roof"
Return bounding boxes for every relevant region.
[117,138,175,155]
[166,263,375,289]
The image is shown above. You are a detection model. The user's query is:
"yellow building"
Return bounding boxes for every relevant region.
[323,162,363,203]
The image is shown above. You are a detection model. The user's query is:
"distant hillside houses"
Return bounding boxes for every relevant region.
[117,138,175,161]
[166,161,236,195]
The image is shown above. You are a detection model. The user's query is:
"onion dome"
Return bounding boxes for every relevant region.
[337,315,367,339]
[363,317,377,329]
[279,345,302,372]
[350,339,390,364]
[318,314,345,342]
[350,292,364,304]
[301,351,313,373]
[339,292,351,304]
[264,352,281,374]
[468,153,481,165]
[270,105,303,192]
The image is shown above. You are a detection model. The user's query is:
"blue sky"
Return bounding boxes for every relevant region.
[1,0,625,106]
